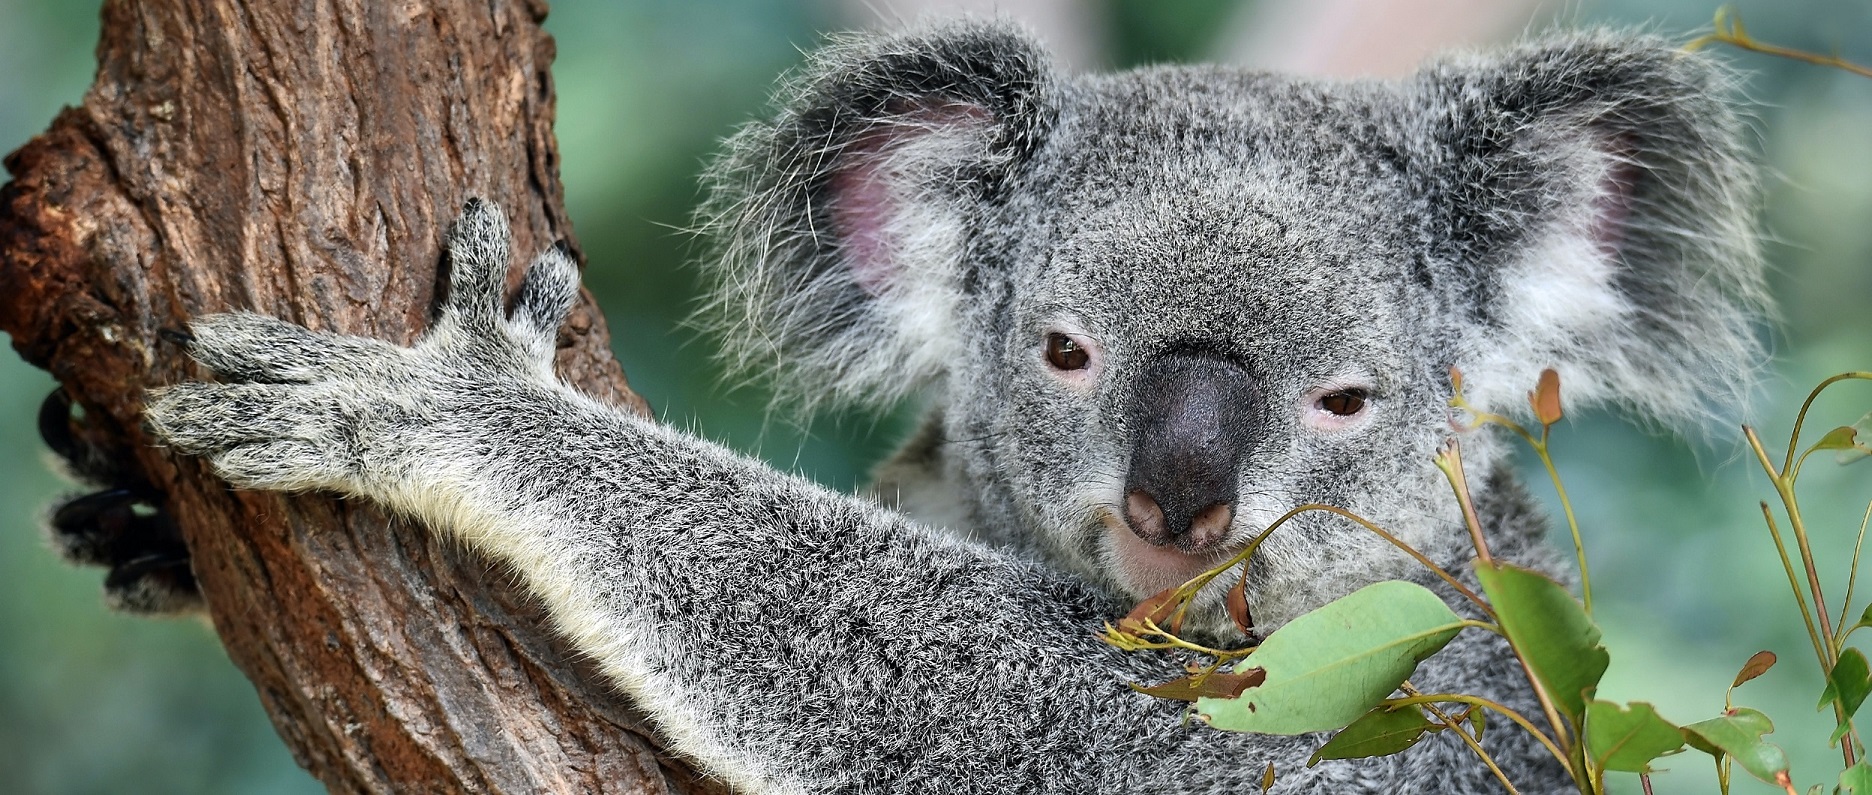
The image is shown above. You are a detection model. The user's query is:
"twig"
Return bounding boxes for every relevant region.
[1532,441,1592,614]
[1403,683,1521,795]
[1382,692,1572,777]
[1686,9,1872,80]
[1778,372,1872,476]
[1838,500,1872,645]
[1755,503,1829,682]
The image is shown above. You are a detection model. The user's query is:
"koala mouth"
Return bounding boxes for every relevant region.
[1096,507,1234,598]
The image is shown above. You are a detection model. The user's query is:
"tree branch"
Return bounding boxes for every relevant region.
[0,1,711,791]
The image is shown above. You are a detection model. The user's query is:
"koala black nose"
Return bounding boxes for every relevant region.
[1122,353,1258,551]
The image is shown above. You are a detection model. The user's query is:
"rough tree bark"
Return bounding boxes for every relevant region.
[0,1,719,792]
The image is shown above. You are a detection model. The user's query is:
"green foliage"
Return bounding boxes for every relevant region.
[1196,581,1465,735]
[1309,706,1438,764]
[1827,414,1872,466]
[1109,366,1870,794]
[1475,561,1609,728]
[1681,708,1791,787]
[1821,649,1872,744]
[1840,761,1872,794]
[1584,701,1682,773]
[1847,606,1872,642]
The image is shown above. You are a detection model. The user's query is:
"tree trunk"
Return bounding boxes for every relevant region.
[0,1,717,792]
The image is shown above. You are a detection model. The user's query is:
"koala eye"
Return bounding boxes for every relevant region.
[1045,333,1090,371]
[1317,389,1369,417]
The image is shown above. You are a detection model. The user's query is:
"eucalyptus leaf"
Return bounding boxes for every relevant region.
[1819,647,1872,744]
[1839,412,1872,466]
[1732,650,1777,690]
[1475,561,1609,727]
[1529,368,1563,428]
[1848,604,1872,642]
[1815,426,1861,451]
[1681,708,1789,786]
[1585,700,1683,773]
[1842,762,1872,795]
[1133,670,1265,702]
[1308,705,1436,765]
[1198,581,1465,735]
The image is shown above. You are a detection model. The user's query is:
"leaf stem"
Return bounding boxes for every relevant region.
[1434,439,1574,760]
[1307,504,1494,618]
[1402,683,1522,795]
[1532,439,1592,615]
[1686,9,1872,80]
[1099,620,1255,659]
[1754,372,1872,770]
[1839,500,1872,645]
[1435,439,1494,565]
[1748,428,1839,649]
[1382,692,1572,777]
[1449,387,1594,612]
[1181,503,1493,620]
[1755,502,1829,682]
[1747,427,1856,770]
[1778,372,1872,476]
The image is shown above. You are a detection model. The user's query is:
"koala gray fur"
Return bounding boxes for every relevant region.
[143,20,1764,795]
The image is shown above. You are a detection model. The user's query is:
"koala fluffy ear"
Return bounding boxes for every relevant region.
[697,21,1055,410]
[1409,33,1769,426]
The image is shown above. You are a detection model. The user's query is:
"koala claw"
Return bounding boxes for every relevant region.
[40,389,202,614]
[435,198,580,362]
[46,485,197,615]
[145,199,580,497]
[182,312,400,384]
[145,381,351,492]
[101,552,201,614]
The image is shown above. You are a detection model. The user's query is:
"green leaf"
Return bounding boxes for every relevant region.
[1838,412,1872,466]
[1681,708,1790,786]
[1585,700,1683,773]
[1475,561,1609,728]
[1308,705,1437,764]
[1843,762,1872,795]
[1816,425,1862,451]
[1819,647,1872,743]
[1197,581,1465,734]
[1847,604,1872,644]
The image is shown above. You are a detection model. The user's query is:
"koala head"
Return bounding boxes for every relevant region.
[699,22,1764,630]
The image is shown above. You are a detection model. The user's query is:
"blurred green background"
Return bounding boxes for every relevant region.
[1,0,1869,792]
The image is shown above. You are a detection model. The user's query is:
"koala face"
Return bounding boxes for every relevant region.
[700,23,1764,631]
[945,77,1467,622]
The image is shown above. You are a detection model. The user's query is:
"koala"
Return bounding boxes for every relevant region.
[135,20,1764,795]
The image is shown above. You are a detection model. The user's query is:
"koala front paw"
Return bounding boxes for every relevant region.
[145,199,582,496]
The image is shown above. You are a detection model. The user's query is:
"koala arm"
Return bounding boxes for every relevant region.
[146,201,1561,795]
